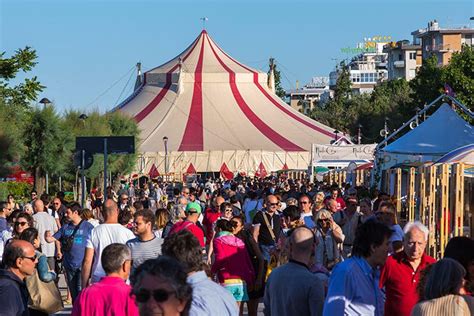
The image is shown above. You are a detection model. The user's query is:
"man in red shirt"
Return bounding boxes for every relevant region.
[169,202,205,248]
[324,188,346,211]
[379,221,436,316]
[202,196,224,246]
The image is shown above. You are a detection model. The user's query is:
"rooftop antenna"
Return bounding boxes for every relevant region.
[200,17,208,30]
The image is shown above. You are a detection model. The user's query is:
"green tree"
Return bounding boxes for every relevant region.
[0,47,44,175]
[442,45,474,111]
[21,104,73,193]
[268,59,286,99]
[333,62,352,103]
[62,110,139,189]
[309,62,353,133]
[0,46,44,109]
[409,55,443,108]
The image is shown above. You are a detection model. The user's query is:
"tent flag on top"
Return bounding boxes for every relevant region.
[116,30,338,173]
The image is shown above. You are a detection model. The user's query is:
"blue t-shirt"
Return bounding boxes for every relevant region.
[53,220,94,270]
[0,217,7,232]
[302,214,316,229]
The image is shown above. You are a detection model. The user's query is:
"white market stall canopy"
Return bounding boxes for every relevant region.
[379,103,474,170]
[311,144,376,168]
[116,30,338,173]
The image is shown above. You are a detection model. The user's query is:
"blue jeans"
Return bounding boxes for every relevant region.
[259,244,276,262]
[65,267,81,303]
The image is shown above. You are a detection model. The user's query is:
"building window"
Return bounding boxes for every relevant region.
[409,52,417,60]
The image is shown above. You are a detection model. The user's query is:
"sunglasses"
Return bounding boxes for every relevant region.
[318,218,330,223]
[299,201,310,204]
[15,221,28,227]
[53,203,60,205]
[135,288,175,303]
[268,202,279,206]
[22,254,38,262]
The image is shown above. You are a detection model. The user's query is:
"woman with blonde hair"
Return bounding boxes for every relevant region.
[314,209,344,270]
[312,191,326,214]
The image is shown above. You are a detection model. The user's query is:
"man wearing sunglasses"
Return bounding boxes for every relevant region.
[0,240,38,316]
[299,195,315,229]
[252,195,281,262]
[72,243,139,316]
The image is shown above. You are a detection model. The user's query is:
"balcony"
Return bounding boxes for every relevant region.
[425,44,451,52]
[394,60,405,68]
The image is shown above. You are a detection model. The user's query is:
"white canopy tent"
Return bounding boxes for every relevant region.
[377,103,474,170]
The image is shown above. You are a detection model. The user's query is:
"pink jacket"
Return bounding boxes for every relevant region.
[211,233,255,286]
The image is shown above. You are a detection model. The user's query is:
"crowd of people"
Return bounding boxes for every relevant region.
[0,176,473,316]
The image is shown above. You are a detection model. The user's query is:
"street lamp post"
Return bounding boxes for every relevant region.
[357,124,363,144]
[79,114,88,207]
[39,97,51,194]
[163,136,169,180]
[333,130,340,143]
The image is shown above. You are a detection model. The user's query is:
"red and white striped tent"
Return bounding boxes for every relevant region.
[117,31,336,175]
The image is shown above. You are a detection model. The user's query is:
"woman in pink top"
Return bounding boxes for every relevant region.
[211,219,255,315]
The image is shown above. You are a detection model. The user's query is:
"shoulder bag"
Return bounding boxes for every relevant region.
[26,268,64,314]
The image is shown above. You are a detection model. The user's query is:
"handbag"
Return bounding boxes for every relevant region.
[262,212,278,280]
[60,220,83,253]
[26,269,64,314]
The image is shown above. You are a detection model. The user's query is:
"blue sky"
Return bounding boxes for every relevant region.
[1,0,472,113]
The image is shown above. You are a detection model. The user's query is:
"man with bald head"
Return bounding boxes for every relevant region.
[264,227,325,316]
[203,195,225,247]
[33,198,59,270]
[81,199,135,287]
[0,240,38,315]
[253,194,281,262]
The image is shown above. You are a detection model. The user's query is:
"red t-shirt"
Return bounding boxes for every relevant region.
[324,196,346,210]
[379,252,436,316]
[203,209,220,245]
[169,220,205,248]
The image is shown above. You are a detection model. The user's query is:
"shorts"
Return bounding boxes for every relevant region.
[222,279,249,302]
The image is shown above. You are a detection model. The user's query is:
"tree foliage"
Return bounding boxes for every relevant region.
[309,46,473,143]
[0,47,44,109]
[21,105,74,191]
[442,45,474,110]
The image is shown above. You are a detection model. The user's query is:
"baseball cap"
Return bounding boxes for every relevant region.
[186,202,202,214]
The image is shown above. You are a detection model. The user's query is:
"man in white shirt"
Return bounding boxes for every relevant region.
[33,199,60,270]
[81,199,135,286]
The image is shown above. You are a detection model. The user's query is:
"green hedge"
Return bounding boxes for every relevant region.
[0,182,33,203]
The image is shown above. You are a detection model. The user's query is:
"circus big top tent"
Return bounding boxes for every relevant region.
[116,30,337,175]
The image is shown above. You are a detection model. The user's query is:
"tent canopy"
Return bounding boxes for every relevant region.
[384,104,474,155]
[117,31,337,173]
[436,144,474,164]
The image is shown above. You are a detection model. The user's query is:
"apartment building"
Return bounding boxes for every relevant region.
[383,40,422,81]
[411,20,474,66]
